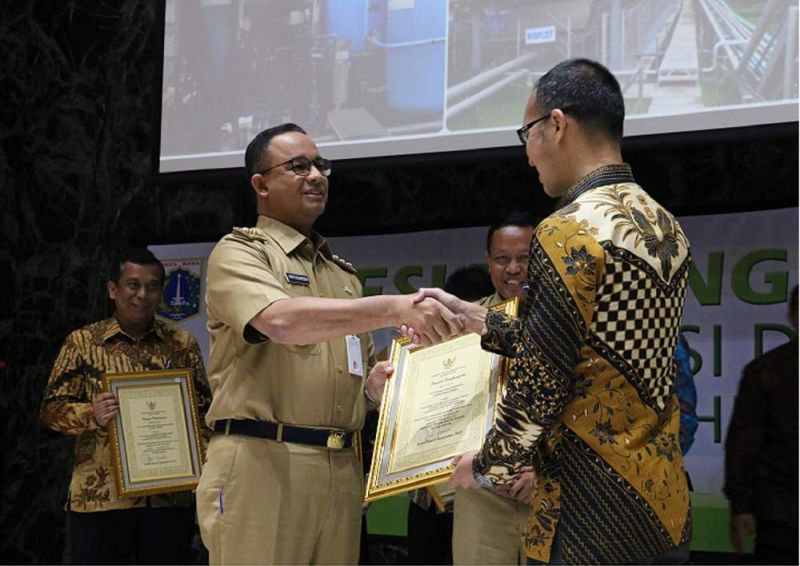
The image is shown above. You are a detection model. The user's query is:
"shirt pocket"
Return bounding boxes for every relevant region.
[278,267,319,355]
[284,342,321,356]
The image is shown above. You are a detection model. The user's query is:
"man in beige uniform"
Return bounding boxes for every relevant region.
[196,123,461,565]
[452,212,539,565]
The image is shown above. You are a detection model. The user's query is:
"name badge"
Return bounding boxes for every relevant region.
[285,273,310,286]
[346,335,364,377]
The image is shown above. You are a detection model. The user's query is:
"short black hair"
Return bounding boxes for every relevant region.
[109,248,165,284]
[443,265,494,302]
[486,211,541,252]
[534,58,624,142]
[245,123,307,177]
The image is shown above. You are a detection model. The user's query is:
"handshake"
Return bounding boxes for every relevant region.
[397,288,489,346]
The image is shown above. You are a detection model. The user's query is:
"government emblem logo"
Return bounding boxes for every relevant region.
[158,258,203,321]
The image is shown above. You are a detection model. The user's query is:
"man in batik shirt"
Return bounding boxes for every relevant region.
[410,59,692,564]
[41,248,211,564]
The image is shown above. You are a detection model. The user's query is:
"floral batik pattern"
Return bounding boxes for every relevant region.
[41,317,212,512]
[476,164,692,564]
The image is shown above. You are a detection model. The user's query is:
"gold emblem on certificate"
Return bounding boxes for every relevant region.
[102,369,204,498]
[364,298,517,502]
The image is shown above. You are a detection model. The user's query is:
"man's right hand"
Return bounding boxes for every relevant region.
[401,288,488,342]
[729,513,756,554]
[399,295,463,346]
[92,392,119,427]
[413,287,466,314]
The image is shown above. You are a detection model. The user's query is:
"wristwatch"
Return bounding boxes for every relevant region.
[363,385,381,407]
[473,471,494,490]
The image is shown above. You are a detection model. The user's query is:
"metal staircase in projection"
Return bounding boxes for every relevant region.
[695,0,798,101]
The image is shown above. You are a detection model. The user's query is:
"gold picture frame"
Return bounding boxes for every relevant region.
[428,483,455,512]
[102,369,204,498]
[364,297,517,502]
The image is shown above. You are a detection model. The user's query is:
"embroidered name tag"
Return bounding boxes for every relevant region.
[284,273,310,286]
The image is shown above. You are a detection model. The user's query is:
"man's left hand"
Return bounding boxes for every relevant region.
[365,361,393,407]
[448,450,480,490]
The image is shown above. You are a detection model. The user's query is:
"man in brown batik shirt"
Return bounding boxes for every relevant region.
[41,248,211,564]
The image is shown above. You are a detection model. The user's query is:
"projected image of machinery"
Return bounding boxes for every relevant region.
[160,0,446,159]
[446,0,799,131]
[158,0,797,173]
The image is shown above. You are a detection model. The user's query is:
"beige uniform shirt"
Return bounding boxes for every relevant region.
[205,215,375,432]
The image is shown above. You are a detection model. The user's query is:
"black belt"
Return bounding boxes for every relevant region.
[213,419,353,449]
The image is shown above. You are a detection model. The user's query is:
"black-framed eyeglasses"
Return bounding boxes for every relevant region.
[259,156,332,177]
[516,106,576,144]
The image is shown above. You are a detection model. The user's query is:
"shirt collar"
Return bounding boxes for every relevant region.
[101,316,164,342]
[256,215,333,260]
[555,163,635,209]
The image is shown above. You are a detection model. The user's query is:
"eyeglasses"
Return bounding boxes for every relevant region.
[259,156,332,177]
[516,106,576,144]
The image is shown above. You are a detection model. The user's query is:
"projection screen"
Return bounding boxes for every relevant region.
[159,0,799,173]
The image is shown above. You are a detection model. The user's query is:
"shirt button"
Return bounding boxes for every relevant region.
[336,404,343,412]
[336,365,344,373]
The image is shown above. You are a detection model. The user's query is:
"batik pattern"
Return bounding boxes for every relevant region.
[41,317,211,511]
[477,164,692,563]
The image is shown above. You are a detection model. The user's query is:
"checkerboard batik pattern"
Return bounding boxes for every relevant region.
[593,257,687,411]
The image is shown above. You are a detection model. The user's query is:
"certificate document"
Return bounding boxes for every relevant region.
[365,297,517,502]
[118,382,193,482]
[389,333,491,473]
[103,369,204,498]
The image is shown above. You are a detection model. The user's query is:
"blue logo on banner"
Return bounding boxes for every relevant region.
[159,267,201,321]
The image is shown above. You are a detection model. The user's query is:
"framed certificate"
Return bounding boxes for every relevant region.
[364,298,517,502]
[102,369,204,498]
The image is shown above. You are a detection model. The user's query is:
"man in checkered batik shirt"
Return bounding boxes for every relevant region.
[408,58,692,564]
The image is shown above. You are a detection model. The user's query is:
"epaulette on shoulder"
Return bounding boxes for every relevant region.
[231,226,268,242]
[331,253,357,274]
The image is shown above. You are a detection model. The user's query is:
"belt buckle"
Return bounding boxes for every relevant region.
[326,431,345,449]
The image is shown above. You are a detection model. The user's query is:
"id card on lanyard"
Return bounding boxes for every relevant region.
[345,335,364,377]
